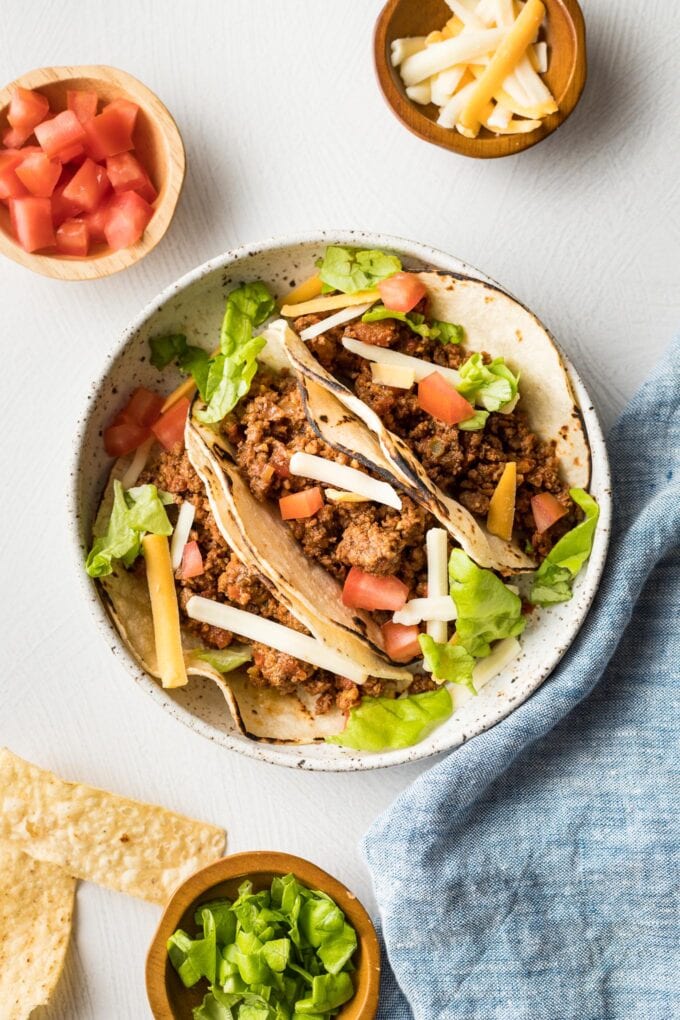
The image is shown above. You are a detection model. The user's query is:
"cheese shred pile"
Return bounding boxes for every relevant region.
[392,0,557,138]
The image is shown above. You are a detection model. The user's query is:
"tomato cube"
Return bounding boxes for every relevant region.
[62,158,110,213]
[381,622,422,662]
[35,110,86,158]
[104,190,153,250]
[418,372,476,426]
[55,217,89,256]
[180,541,204,579]
[0,151,28,201]
[279,487,324,520]
[378,272,428,313]
[151,397,190,450]
[2,123,34,148]
[7,87,50,131]
[342,566,409,611]
[15,152,61,198]
[67,90,98,124]
[134,167,158,204]
[120,387,165,428]
[50,172,84,225]
[82,200,111,243]
[106,152,147,193]
[57,142,85,164]
[83,105,135,159]
[9,196,55,252]
[104,98,139,135]
[103,421,149,458]
[531,492,568,534]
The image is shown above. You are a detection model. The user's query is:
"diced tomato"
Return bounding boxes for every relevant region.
[57,142,85,164]
[15,152,61,197]
[103,421,149,457]
[34,110,86,158]
[2,123,34,148]
[104,190,153,250]
[531,492,568,534]
[104,98,139,135]
[9,196,55,252]
[82,199,111,243]
[180,541,204,579]
[56,217,89,256]
[0,151,28,201]
[134,167,158,204]
[50,173,84,225]
[7,87,50,131]
[121,387,165,428]
[106,151,147,193]
[151,397,190,450]
[342,566,408,612]
[418,372,475,425]
[377,272,428,313]
[83,105,135,159]
[382,621,421,662]
[61,158,110,213]
[67,89,98,124]
[279,487,324,520]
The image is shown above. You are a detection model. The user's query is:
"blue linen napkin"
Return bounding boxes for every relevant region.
[363,338,679,1020]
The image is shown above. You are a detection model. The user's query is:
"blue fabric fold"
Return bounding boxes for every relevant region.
[363,338,679,1020]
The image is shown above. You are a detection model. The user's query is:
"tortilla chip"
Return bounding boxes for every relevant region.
[0,842,75,1020]
[0,748,225,905]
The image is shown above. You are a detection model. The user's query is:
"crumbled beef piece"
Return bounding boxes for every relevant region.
[248,644,316,693]
[344,317,401,347]
[407,674,439,694]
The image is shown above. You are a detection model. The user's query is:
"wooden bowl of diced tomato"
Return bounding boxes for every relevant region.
[0,65,185,280]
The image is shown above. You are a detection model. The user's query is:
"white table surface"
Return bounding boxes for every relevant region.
[1,1,678,1017]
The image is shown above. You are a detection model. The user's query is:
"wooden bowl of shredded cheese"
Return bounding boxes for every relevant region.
[374,0,586,157]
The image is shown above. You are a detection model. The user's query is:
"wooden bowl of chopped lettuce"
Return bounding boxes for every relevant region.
[146,852,381,1019]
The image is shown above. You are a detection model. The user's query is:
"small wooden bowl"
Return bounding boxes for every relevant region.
[374,0,586,158]
[0,65,185,279]
[146,852,381,1019]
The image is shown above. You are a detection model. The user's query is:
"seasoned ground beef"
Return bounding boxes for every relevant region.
[224,370,433,589]
[296,313,578,558]
[138,445,429,712]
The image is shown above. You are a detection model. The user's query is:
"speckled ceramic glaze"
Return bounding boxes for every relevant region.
[70,231,611,772]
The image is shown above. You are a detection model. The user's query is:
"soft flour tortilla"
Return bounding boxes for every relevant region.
[0,842,75,1020]
[280,273,590,573]
[0,748,225,905]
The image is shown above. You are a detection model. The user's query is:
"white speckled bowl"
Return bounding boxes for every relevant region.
[71,231,611,771]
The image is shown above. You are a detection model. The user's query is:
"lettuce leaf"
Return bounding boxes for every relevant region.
[457,409,489,431]
[316,246,401,294]
[149,333,212,399]
[194,647,253,673]
[419,634,476,692]
[194,282,275,424]
[327,687,453,751]
[85,482,172,578]
[361,304,463,344]
[530,489,600,605]
[457,353,519,412]
[448,549,526,657]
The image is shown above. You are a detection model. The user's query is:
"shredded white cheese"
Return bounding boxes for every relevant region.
[393,595,457,627]
[170,500,196,571]
[370,363,416,390]
[426,529,450,643]
[288,452,402,511]
[298,301,374,342]
[343,337,461,387]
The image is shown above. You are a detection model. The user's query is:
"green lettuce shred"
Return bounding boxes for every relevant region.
[167,874,358,1019]
[457,353,520,412]
[85,482,172,578]
[327,687,453,752]
[316,246,401,294]
[194,647,253,674]
[530,489,600,605]
[418,634,476,692]
[457,409,489,432]
[448,549,526,658]
[361,304,463,344]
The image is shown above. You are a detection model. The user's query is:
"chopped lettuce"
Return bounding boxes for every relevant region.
[149,333,212,399]
[457,353,519,412]
[419,634,476,693]
[530,489,600,606]
[327,687,453,751]
[316,245,401,294]
[361,304,463,344]
[85,482,172,578]
[457,409,489,432]
[167,873,358,1019]
[193,282,276,425]
[448,549,526,658]
[194,647,253,673]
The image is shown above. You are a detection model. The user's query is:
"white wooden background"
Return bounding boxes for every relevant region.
[1,2,678,1017]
